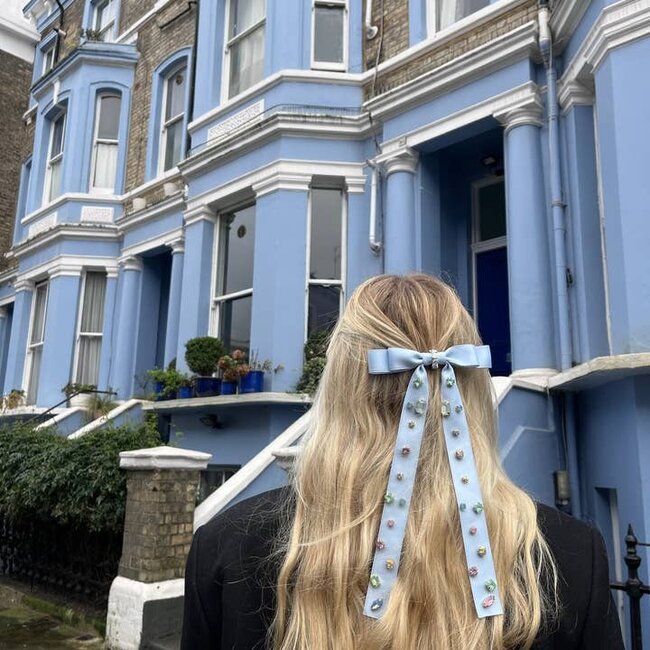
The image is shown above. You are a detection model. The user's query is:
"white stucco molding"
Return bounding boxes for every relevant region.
[119,256,144,273]
[119,446,212,471]
[364,22,539,121]
[380,82,540,156]
[381,147,420,175]
[15,255,119,284]
[558,0,650,106]
[550,0,591,52]
[183,205,217,227]
[559,79,595,113]
[185,160,366,215]
[494,93,545,134]
[119,227,184,261]
[169,238,185,255]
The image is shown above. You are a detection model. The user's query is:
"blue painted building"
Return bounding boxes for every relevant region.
[3,0,650,640]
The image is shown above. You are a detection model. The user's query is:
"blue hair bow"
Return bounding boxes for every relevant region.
[363,345,503,619]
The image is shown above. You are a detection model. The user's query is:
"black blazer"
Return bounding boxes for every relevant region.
[181,488,624,649]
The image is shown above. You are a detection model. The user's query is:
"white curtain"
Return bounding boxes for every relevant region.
[93,142,118,191]
[48,159,62,201]
[438,0,489,30]
[231,0,265,36]
[229,25,265,96]
[76,273,107,385]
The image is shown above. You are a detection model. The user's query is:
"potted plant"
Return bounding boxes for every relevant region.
[146,368,168,400]
[178,374,194,400]
[62,382,97,407]
[2,389,25,411]
[185,336,225,397]
[146,367,183,400]
[218,350,249,395]
[240,351,272,393]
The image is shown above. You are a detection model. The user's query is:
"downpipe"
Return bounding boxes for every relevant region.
[367,160,382,255]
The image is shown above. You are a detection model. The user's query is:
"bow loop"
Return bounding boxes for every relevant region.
[368,345,491,375]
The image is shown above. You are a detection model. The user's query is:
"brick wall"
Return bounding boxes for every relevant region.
[119,0,158,34]
[43,0,84,63]
[124,0,196,192]
[0,51,33,267]
[363,0,410,70]
[363,1,537,101]
[119,468,198,583]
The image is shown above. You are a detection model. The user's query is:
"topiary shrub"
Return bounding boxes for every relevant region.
[184,336,226,377]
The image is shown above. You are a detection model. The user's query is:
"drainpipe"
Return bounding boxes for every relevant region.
[186,0,200,155]
[53,0,66,63]
[365,0,378,39]
[538,1,572,371]
[563,394,582,518]
[367,160,382,255]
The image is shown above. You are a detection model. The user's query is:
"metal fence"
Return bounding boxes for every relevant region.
[610,524,650,650]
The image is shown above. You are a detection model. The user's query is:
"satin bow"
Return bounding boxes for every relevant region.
[363,345,503,619]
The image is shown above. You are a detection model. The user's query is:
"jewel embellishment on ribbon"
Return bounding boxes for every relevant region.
[362,345,503,620]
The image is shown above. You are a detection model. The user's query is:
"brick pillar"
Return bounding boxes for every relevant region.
[106,446,211,650]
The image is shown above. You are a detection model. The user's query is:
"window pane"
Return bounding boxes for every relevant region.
[438,0,489,29]
[93,142,118,189]
[95,0,116,31]
[27,346,42,404]
[80,272,107,333]
[166,68,187,121]
[49,159,62,201]
[228,25,264,97]
[31,283,48,344]
[51,114,65,156]
[219,205,255,295]
[308,285,340,335]
[310,188,342,280]
[43,47,54,74]
[76,336,102,385]
[230,0,265,37]
[478,181,506,241]
[163,119,184,171]
[219,295,252,352]
[97,95,120,140]
[314,6,344,64]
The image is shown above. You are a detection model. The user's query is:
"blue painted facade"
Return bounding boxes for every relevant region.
[5,0,650,640]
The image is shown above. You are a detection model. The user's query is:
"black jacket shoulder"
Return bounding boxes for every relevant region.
[182,490,624,650]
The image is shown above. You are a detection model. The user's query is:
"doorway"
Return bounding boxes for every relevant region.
[472,177,511,376]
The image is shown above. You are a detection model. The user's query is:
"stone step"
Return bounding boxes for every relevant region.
[146,633,181,650]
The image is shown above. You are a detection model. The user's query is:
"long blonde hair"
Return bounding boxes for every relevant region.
[273,274,558,650]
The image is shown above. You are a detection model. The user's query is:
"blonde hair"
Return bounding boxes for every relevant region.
[273,274,558,650]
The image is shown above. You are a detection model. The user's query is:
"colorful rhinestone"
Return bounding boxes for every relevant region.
[370,574,381,588]
[385,559,395,570]
[482,595,496,609]
[484,579,497,593]
[370,599,384,612]
[455,449,465,460]
[468,566,479,578]
[472,502,484,515]
[477,546,487,557]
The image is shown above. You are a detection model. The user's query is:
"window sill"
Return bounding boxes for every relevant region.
[142,391,313,414]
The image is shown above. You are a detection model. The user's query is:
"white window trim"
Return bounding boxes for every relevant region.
[42,45,55,76]
[23,281,49,403]
[210,203,256,343]
[303,185,347,342]
[426,0,493,39]
[158,64,187,176]
[470,176,506,325]
[221,0,266,102]
[90,93,121,195]
[93,0,118,42]
[71,270,106,386]
[310,0,348,72]
[43,112,66,206]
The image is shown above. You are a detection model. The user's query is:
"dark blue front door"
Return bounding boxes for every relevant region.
[476,246,511,376]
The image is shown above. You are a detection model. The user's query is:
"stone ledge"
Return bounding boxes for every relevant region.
[119,446,212,470]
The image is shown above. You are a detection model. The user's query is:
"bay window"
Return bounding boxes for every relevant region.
[213,204,255,352]
[74,272,107,386]
[42,44,55,75]
[225,0,265,98]
[26,282,48,404]
[90,93,121,192]
[433,0,489,31]
[312,1,346,70]
[160,65,187,172]
[307,187,345,336]
[93,0,118,41]
[45,111,66,203]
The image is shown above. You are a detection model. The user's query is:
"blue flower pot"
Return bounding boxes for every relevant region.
[178,385,193,399]
[153,381,165,401]
[194,377,221,397]
[239,370,264,393]
[220,380,238,395]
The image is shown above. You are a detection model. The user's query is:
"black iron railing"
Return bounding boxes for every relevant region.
[610,524,650,650]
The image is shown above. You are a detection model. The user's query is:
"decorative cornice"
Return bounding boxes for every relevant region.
[494,97,544,133]
[558,79,595,113]
[186,160,366,215]
[169,238,185,255]
[380,82,540,155]
[12,224,120,259]
[549,0,591,52]
[559,0,650,97]
[15,255,120,284]
[183,205,217,227]
[382,148,419,175]
[120,256,144,272]
[364,22,539,121]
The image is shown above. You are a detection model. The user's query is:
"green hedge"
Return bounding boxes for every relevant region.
[0,419,160,534]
